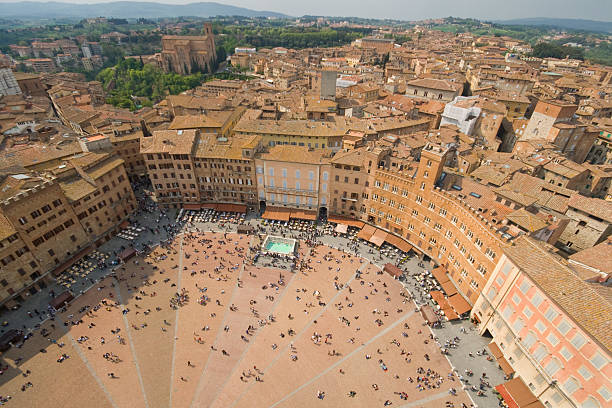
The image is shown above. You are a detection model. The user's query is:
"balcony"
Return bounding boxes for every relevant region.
[266,186,318,197]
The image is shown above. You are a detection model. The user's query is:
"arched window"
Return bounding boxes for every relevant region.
[582,397,600,408]
[532,344,548,362]
[544,357,562,377]
[562,377,580,395]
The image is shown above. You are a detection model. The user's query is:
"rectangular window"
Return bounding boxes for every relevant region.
[531,292,543,308]
[578,365,592,380]
[546,333,559,347]
[544,307,559,322]
[599,386,611,402]
[557,319,571,335]
[590,352,608,370]
[523,332,537,349]
[560,347,573,361]
[519,280,532,294]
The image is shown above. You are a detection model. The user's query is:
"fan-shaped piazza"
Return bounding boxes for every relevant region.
[0,231,472,408]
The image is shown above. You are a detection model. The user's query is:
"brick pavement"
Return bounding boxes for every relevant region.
[0,226,477,408]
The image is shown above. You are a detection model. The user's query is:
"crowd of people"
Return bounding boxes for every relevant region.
[0,190,505,407]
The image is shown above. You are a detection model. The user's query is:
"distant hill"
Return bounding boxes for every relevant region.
[496,17,612,33]
[0,1,289,19]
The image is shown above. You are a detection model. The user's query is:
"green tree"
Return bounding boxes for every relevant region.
[531,42,584,60]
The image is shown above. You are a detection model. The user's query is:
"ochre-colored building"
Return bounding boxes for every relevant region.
[0,177,89,306]
[141,129,260,209]
[0,152,137,308]
[255,145,331,213]
[362,144,508,305]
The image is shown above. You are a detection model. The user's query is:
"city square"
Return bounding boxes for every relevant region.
[1,5,611,407]
[0,205,504,407]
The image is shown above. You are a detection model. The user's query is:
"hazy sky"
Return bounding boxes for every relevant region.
[1,0,611,21]
[225,0,612,21]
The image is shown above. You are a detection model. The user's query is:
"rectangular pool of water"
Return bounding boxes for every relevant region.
[262,236,296,255]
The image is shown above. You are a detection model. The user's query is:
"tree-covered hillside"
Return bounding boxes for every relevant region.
[97,59,204,110]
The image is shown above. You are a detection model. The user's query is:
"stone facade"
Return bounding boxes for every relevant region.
[557,196,612,253]
[62,154,137,242]
[141,130,259,209]
[328,147,385,218]
[0,154,137,307]
[522,100,577,141]
[110,129,147,179]
[406,78,463,102]
[0,180,90,275]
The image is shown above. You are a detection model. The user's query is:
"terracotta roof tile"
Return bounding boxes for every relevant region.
[567,194,612,223]
[140,129,197,155]
[259,145,330,165]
